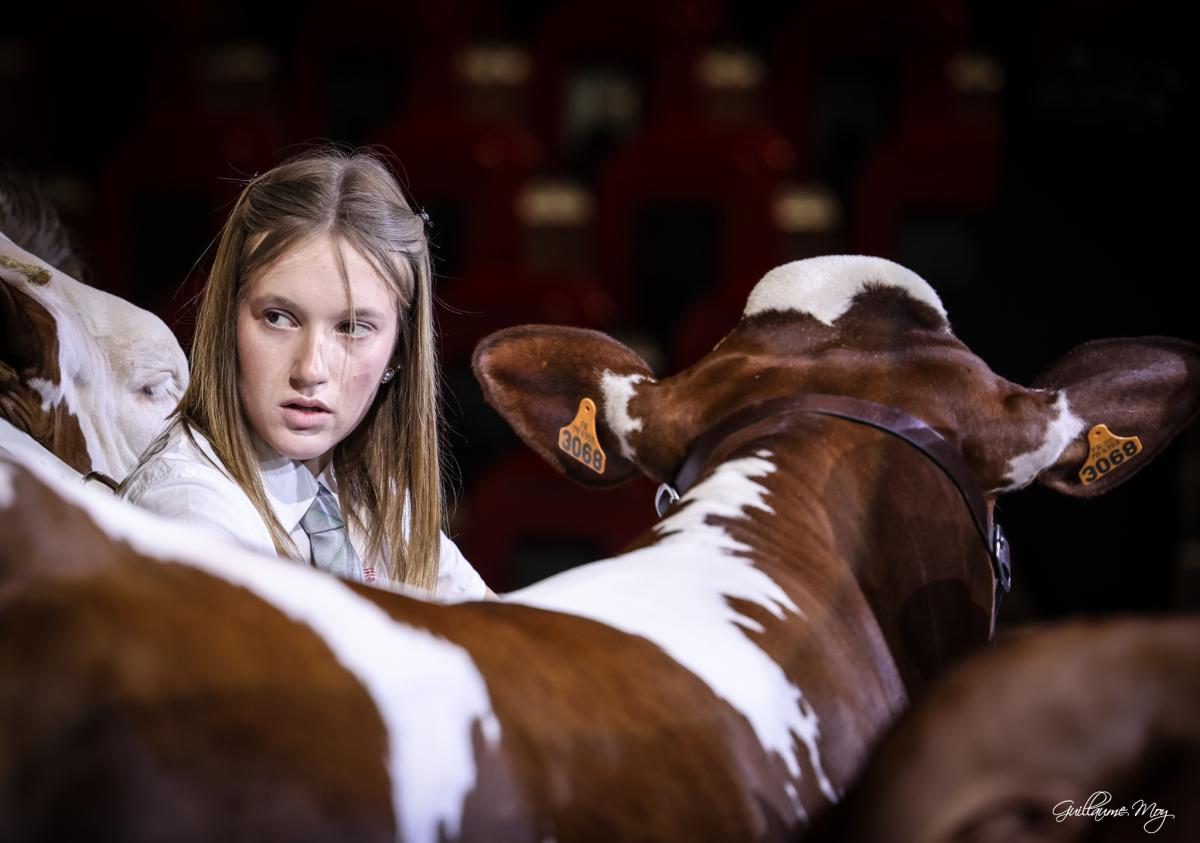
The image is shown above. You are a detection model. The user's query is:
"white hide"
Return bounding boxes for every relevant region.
[0,233,188,478]
[599,371,648,461]
[0,450,500,843]
[507,450,837,817]
[999,390,1086,492]
[744,255,947,326]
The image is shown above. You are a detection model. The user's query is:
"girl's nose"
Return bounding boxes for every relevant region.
[291,331,329,388]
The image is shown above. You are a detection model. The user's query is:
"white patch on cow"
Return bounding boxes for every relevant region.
[507,449,836,815]
[743,255,947,326]
[600,371,647,461]
[0,451,498,843]
[999,391,1086,492]
[25,377,61,411]
[1,238,188,478]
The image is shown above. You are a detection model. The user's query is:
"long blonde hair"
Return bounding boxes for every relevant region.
[125,149,444,591]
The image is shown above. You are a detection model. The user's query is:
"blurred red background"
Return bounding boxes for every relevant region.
[2,0,1195,621]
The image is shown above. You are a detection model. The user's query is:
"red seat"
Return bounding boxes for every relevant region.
[288,0,502,143]
[455,448,659,592]
[370,110,541,278]
[90,48,287,335]
[595,113,795,332]
[438,268,615,365]
[528,0,724,170]
[769,0,972,195]
[852,114,1004,259]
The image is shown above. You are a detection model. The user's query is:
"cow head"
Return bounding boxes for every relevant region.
[0,234,188,478]
[475,255,1200,502]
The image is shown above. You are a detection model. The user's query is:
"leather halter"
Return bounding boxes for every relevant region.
[654,394,1012,627]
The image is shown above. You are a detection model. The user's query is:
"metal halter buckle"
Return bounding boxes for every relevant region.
[655,483,681,518]
[993,523,1012,593]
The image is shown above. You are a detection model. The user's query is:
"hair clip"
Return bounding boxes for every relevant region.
[418,208,432,227]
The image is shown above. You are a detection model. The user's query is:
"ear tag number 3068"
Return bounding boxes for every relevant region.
[559,397,606,475]
[1079,423,1142,485]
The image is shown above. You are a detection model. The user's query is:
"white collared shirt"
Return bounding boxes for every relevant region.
[120,425,487,602]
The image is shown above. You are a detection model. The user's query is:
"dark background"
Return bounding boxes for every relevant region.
[3,0,1195,623]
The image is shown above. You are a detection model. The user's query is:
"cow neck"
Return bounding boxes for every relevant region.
[656,393,1012,631]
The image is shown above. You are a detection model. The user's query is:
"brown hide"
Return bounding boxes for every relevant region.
[0,458,803,841]
[0,464,395,841]
[808,617,1200,843]
[0,277,90,472]
[367,595,795,841]
[470,266,1200,839]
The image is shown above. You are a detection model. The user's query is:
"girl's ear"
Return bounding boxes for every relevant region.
[473,325,656,488]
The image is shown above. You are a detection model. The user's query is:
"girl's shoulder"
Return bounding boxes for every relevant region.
[120,424,273,553]
[120,424,239,505]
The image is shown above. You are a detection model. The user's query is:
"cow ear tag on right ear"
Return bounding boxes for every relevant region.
[559,397,606,474]
[1078,424,1142,485]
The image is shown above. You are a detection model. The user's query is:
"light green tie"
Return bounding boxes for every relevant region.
[300,484,364,581]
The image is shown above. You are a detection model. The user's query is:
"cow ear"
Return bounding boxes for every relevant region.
[1031,337,1200,497]
[473,325,656,487]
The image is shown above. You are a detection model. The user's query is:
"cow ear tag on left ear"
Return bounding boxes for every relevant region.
[559,397,606,474]
[1078,424,1142,485]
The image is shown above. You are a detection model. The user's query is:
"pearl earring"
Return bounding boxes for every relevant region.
[381,367,395,384]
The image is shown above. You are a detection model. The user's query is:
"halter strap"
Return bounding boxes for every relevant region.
[655,394,1011,629]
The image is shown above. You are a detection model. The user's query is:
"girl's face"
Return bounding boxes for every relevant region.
[236,234,400,474]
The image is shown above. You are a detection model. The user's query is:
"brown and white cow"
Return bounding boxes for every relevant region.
[805,616,1200,843]
[0,227,188,481]
[1,255,1196,841]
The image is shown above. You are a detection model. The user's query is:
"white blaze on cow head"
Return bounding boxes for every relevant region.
[475,254,1200,505]
[0,233,188,478]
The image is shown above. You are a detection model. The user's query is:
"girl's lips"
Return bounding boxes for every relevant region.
[281,404,332,429]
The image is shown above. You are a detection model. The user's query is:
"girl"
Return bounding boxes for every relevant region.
[121,149,490,600]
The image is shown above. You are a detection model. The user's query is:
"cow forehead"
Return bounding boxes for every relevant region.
[1,236,184,384]
[743,256,947,326]
[60,274,187,378]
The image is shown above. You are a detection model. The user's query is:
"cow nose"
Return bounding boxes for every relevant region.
[291,331,329,388]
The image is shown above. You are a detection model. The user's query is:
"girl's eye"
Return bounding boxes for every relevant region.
[264,309,294,328]
[338,321,373,338]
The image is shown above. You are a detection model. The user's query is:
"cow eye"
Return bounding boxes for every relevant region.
[139,372,176,400]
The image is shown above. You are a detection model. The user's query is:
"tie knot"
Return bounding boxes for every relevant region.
[300,484,345,536]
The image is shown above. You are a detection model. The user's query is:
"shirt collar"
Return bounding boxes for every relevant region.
[251,433,337,533]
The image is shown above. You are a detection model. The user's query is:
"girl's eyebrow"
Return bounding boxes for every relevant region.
[338,306,388,322]
[250,292,303,312]
[250,293,388,322]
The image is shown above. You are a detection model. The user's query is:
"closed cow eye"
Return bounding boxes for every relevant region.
[138,372,177,400]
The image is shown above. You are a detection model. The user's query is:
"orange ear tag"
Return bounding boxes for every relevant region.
[1078,424,1142,485]
[558,397,606,474]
